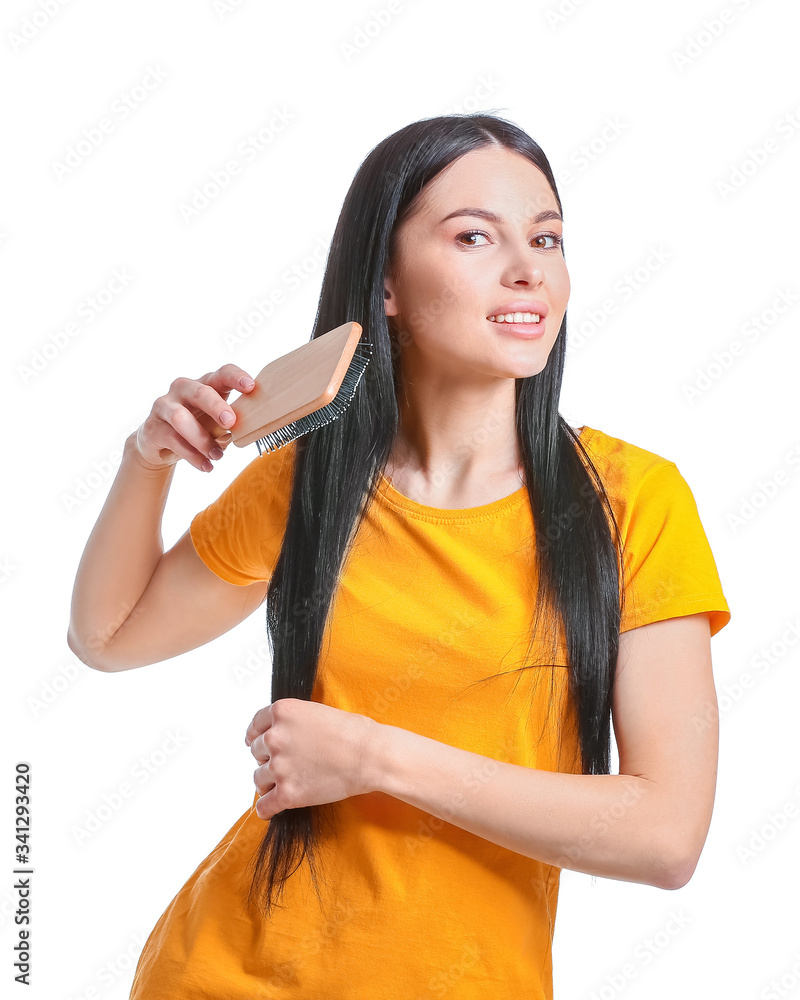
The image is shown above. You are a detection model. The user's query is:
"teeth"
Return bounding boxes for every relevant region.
[488,312,541,323]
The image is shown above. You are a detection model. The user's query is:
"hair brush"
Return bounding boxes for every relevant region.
[197,321,372,455]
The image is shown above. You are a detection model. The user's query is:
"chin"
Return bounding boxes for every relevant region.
[513,345,555,375]
[498,358,550,380]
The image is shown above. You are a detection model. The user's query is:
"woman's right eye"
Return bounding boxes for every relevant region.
[457,229,490,247]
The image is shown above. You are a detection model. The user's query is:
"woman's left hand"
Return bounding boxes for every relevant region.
[245,698,383,820]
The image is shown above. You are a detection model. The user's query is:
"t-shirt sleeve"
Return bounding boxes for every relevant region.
[189,443,295,587]
[619,461,731,637]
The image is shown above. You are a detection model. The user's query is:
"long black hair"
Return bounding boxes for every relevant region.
[244,112,625,917]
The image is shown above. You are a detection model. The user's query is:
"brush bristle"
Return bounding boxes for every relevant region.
[254,340,373,456]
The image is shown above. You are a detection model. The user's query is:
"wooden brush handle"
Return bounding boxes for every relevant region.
[195,322,363,450]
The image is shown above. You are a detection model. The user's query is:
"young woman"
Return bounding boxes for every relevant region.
[68,113,731,999]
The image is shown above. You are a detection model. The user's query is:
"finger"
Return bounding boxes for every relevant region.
[158,393,233,462]
[175,406,232,463]
[253,763,273,793]
[170,377,240,436]
[200,365,257,396]
[245,705,272,746]
[149,421,215,473]
[254,785,278,820]
[248,737,270,765]
[256,780,283,820]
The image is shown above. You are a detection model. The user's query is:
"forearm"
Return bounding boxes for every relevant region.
[371,723,686,890]
[68,432,175,666]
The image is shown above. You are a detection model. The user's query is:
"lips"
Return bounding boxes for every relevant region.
[487,310,547,340]
[486,300,549,319]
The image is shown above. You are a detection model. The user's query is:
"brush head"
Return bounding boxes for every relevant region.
[198,321,371,453]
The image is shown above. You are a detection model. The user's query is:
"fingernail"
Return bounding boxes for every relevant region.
[240,377,255,389]
[219,411,234,426]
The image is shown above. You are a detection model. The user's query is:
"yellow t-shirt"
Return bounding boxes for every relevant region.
[129,425,731,999]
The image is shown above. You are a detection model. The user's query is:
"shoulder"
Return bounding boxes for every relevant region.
[578,425,721,581]
[247,439,298,493]
[576,425,703,541]
[578,425,677,502]
[578,428,731,637]
[230,438,297,498]
[189,440,298,586]
[192,439,297,536]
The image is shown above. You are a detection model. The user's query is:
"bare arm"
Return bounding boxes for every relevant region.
[67,434,175,666]
[67,365,263,671]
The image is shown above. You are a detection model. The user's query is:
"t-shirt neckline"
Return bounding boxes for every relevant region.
[376,426,593,523]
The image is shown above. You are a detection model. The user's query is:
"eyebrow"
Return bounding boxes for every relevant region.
[439,207,563,225]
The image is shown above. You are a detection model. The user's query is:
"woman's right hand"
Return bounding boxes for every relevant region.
[132,365,257,473]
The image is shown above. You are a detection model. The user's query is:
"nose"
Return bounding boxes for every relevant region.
[502,243,545,287]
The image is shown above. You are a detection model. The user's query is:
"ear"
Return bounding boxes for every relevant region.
[384,272,400,318]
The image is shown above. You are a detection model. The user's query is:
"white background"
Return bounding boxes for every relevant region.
[3,0,799,997]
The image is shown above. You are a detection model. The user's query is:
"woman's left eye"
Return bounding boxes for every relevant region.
[457,230,563,250]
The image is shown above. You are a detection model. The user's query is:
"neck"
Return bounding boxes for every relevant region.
[388,368,521,488]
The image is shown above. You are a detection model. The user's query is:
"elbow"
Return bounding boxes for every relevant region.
[67,626,110,672]
[656,838,701,891]
[659,862,695,892]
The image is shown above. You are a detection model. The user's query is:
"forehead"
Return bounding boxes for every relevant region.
[412,147,558,222]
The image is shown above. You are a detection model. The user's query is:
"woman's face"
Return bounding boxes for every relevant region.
[385,145,570,383]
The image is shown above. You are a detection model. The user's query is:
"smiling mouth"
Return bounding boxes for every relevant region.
[487,312,542,324]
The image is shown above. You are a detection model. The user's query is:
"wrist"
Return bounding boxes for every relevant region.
[361,718,396,796]
[124,430,176,479]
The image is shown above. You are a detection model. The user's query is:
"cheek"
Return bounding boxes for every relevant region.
[551,262,570,304]
[399,259,440,310]
[405,266,472,333]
